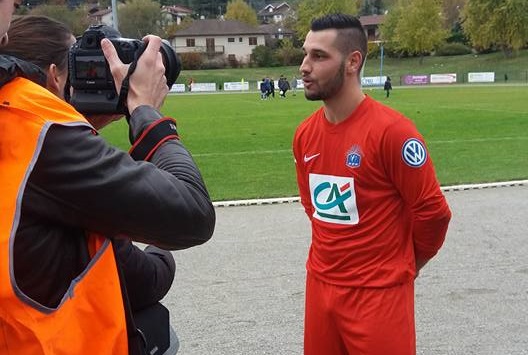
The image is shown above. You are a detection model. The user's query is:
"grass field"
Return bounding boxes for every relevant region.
[100,85,528,201]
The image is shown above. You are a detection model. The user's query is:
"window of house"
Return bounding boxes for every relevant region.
[367,29,376,41]
[228,37,235,43]
[239,37,243,42]
[249,37,257,45]
[186,38,195,47]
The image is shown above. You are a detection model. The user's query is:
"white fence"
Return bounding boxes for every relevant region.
[169,71,511,94]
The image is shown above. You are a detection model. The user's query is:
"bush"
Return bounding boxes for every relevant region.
[201,56,227,69]
[251,45,277,67]
[228,56,240,68]
[435,43,472,56]
[179,52,203,70]
[367,42,381,59]
[274,46,304,66]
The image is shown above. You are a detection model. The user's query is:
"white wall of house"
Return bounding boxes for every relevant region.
[273,14,283,23]
[172,34,265,63]
[89,11,114,27]
[100,12,113,26]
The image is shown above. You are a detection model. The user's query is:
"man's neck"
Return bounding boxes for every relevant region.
[323,86,365,124]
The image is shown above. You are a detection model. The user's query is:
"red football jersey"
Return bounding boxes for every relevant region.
[293,96,451,287]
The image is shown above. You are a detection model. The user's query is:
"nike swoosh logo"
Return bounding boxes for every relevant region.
[303,153,320,163]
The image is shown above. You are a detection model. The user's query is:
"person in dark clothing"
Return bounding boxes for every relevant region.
[384,76,392,98]
[0,11,214,355]
[278,75,290,98]
[269,77,276,98]
[260,77,269,99]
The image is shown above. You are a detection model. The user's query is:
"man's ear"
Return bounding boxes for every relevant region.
[46,63,61,96]
[346,51,363,75]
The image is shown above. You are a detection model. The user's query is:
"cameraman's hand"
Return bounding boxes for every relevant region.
[101,35,168,114]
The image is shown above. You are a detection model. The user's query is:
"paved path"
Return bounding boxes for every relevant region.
[164,185,528,355]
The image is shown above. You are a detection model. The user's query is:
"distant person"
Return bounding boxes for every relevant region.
[269,77,275,98]
[293,14,451,355]
[260,77,270,99]
[291,76,298,96]
[278,75,290,98]
[384,76,392,97]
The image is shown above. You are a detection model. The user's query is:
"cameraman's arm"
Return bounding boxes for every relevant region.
[24,122,215,250]
[114,239,175,311]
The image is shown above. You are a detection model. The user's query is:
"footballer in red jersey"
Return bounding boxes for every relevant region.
[293,14,451,355]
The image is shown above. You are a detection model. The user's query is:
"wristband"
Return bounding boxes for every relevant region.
[129,117,179,161]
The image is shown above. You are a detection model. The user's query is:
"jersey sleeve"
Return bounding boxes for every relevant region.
[293,128,314,220]
[381,118,451,261]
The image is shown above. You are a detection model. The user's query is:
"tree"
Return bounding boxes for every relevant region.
[224,0,258,26]
[295,0,360,40]
[163,16,193,38]
[189,0,228,18]
[359,0,384,15]
[251,45,275,67]
[274,38,304,66]
[442,0,465,30]
[247,0,266,11]
[381,0,447,63]
[462,0,528,56]
[29,4,90,35]
[118,0,162,38]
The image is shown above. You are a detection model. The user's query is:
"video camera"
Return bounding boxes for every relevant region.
[68,25,181,115]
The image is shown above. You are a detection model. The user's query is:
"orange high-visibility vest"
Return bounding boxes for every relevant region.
[0,77,128,354]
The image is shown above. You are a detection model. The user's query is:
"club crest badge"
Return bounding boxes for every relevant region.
[402,138,427,167]
[346,145,362,168]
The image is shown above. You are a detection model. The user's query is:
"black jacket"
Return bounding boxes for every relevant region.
[13,105,215,309]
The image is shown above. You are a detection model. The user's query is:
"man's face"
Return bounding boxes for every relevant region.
[300,29,346,101]
[0,0,20,46]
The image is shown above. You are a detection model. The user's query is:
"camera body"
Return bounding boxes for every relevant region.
[68,25,181,115]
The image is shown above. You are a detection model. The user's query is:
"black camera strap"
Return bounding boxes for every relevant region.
[119,43,148,119]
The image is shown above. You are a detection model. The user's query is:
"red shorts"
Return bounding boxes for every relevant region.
[304,273,415,355]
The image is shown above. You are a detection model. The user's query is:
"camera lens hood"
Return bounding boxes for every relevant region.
[160,40,181,88]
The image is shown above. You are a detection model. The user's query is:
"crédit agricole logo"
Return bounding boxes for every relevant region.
[309,173,359,225]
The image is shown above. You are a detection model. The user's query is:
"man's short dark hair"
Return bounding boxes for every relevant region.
[310,14,367,67]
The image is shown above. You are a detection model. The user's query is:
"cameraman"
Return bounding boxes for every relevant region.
[1,14,183,352]
[1,6,215,355]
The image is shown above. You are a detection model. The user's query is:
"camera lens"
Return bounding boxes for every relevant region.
[160,40,181,88]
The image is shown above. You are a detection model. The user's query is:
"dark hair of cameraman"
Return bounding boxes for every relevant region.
[0,15,75,99]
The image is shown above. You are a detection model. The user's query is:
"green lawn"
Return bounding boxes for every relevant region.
[100,85,528,201]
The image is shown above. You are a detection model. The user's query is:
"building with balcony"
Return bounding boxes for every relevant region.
[170,19,267,64]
